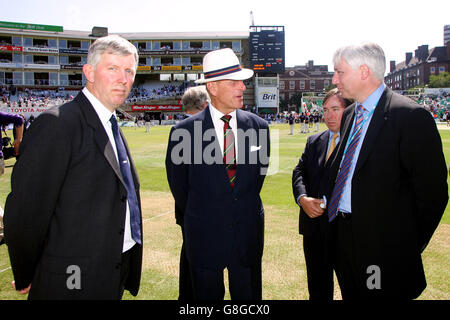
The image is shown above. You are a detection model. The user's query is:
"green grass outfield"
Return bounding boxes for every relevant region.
[1,122,449,300]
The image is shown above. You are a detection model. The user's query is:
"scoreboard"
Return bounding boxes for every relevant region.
[249,26,285,73]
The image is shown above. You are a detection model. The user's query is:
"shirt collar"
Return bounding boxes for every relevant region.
[209,103,237,122]
[82,87,116,126]
[359,82,386,112]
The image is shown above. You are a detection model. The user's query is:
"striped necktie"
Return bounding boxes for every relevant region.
[328,105,365,222]
[221,115,237,188]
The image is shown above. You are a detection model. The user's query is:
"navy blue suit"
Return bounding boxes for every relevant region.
[165,105,270,300]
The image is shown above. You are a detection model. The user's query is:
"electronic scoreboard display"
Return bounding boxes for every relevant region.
[249,26,285,73]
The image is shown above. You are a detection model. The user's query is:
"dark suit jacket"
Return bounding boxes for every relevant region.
[329,87,448,298]
[165,105,270,270]
[292,130,334,236]
[4,92,143,299]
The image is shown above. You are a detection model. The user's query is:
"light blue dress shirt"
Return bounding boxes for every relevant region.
[338,83,386,213]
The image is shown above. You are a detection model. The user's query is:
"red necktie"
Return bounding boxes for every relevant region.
[221,115,237,188]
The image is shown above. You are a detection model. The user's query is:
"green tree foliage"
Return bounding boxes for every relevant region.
[429,72,450,88]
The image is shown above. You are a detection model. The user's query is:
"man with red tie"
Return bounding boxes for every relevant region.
[166,48,270,300]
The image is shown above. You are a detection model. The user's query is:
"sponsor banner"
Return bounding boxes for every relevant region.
[136,65,202,72]
[139,50,210,55]
[162,65,182,71]
[23,47,59,54]
[60,65,83,70]
[137,66,152,71]
[257,86,278,109]
[23,63,60,70]
[1,105,53,118]
[0,45,23,52]
[131,105,182,111]
[59,48,88,55]
[0,21,63,32]
[0,62,21,68]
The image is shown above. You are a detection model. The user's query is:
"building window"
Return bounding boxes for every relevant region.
[289,81,295,90]
[430,67,435,74]
[324,79,330,88]
[279,81,285,90]
[439,66,445,73]
[300,80,305,89]
[310,80,315,90]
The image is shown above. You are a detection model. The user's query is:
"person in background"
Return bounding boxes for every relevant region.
[292,88,351,300]
[181,85,209,117]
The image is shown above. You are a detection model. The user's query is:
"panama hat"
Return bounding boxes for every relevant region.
[195,48,254,84]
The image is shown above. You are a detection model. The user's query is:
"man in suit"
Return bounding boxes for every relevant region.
[4,35,143,299]
[328,42,448,299]
[181,85,209,117]
[166,48,270,300]
[292,88,350,300]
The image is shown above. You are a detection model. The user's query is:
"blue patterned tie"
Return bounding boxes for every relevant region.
[110,115,142,244]
[328,105,365,222]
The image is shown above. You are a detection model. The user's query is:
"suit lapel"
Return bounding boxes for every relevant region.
[354,88,392,174]
[317,130,329,167]
[234,109,252,193]
[76,92,126,187]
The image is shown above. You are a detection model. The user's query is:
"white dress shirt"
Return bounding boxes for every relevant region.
[82,87,136,253]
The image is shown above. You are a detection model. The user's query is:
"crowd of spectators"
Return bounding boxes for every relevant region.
[1,84,449,125]
[415,92,449,122]
[125,82,193,104]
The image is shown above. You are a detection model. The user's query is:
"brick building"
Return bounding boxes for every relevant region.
[279,60,333,103]
[385,42,450,92]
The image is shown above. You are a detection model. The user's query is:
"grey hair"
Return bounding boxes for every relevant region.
[87,35,138,69]
[182,86,210,112]
[333,42,386,81]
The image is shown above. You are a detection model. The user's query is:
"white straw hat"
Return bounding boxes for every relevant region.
[195,48,254,84]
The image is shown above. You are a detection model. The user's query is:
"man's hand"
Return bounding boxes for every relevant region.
[11,281,31,294]
[13,139,21,156]
[299,196,325,218]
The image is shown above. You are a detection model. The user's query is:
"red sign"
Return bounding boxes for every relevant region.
[131,105,182,111]
[0,45,23,52]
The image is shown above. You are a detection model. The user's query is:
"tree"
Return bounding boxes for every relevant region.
[429,72,450,88]
[289,92,303,111]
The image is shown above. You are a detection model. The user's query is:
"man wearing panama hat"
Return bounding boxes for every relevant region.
[166,48,270,300]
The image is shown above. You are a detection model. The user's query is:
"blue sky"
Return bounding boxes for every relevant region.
[1,0,448,70]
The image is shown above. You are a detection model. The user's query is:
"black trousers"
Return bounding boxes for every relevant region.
[303,228,334,300]
[332,212,364,300]
[118,246,133,299]
[178,227,194,300]
[189,242,262,301]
